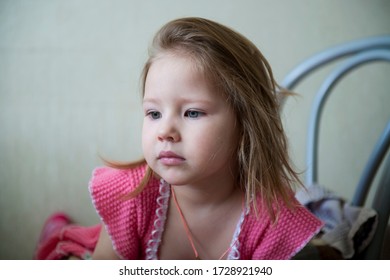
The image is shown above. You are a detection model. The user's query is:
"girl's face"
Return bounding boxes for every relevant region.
[142,53,239,187]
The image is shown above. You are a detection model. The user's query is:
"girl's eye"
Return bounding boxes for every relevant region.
[185,110,204,119]
[147,111,161,120]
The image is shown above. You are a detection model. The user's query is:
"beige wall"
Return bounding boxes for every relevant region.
[1,0,389,259]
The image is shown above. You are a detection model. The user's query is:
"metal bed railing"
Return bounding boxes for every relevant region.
[281,35,390,259]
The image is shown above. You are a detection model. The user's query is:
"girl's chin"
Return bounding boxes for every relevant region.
[156,173,191,187]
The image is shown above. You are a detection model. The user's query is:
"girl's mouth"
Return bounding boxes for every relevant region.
[158,151,185,165]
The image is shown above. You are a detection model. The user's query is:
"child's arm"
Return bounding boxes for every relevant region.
[92,223,120,260]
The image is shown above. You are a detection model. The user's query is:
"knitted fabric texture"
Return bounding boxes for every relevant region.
[34,224,101,260]
[89,164,323,259]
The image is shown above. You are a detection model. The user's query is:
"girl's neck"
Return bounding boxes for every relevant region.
[162,174,244,260]
[170,175,241,211]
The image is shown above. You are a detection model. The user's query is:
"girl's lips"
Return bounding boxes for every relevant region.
[158,151,185,165]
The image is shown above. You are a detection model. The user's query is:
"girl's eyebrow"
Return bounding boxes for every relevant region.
[142,97,158,104]
[143,97,214,106]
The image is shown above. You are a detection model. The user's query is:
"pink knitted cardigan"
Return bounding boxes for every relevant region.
[89,164,323,260]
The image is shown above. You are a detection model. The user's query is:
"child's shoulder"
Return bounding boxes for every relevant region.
[89,163,157,196]
[241,196,323,259]
[91,164,147,183]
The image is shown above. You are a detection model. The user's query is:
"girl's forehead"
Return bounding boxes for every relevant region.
[144,50,230,103]
[154,46,217,79]
[146,53,208,87]
[152,51,201,71]
[144,55,231,105]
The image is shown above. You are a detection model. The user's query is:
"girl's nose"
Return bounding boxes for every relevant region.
[157,120,181,142]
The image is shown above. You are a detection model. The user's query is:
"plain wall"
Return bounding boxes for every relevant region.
[1,0,389,259]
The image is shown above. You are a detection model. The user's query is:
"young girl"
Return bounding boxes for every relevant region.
[88,17,323,260]
[35,17,322,260]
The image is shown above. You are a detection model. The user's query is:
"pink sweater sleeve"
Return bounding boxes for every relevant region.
[250,204,323,259]
[89,166,144,259]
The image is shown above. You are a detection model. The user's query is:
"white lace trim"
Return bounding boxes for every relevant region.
[145,179,170,260]
[145,179,248,260]
[226,203,249,260]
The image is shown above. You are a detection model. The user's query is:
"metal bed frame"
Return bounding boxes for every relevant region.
[281,35,390,259]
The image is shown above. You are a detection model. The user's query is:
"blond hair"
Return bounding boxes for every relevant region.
[109,17,301,221]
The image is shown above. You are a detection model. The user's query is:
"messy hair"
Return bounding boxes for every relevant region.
[108,17,301,221]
